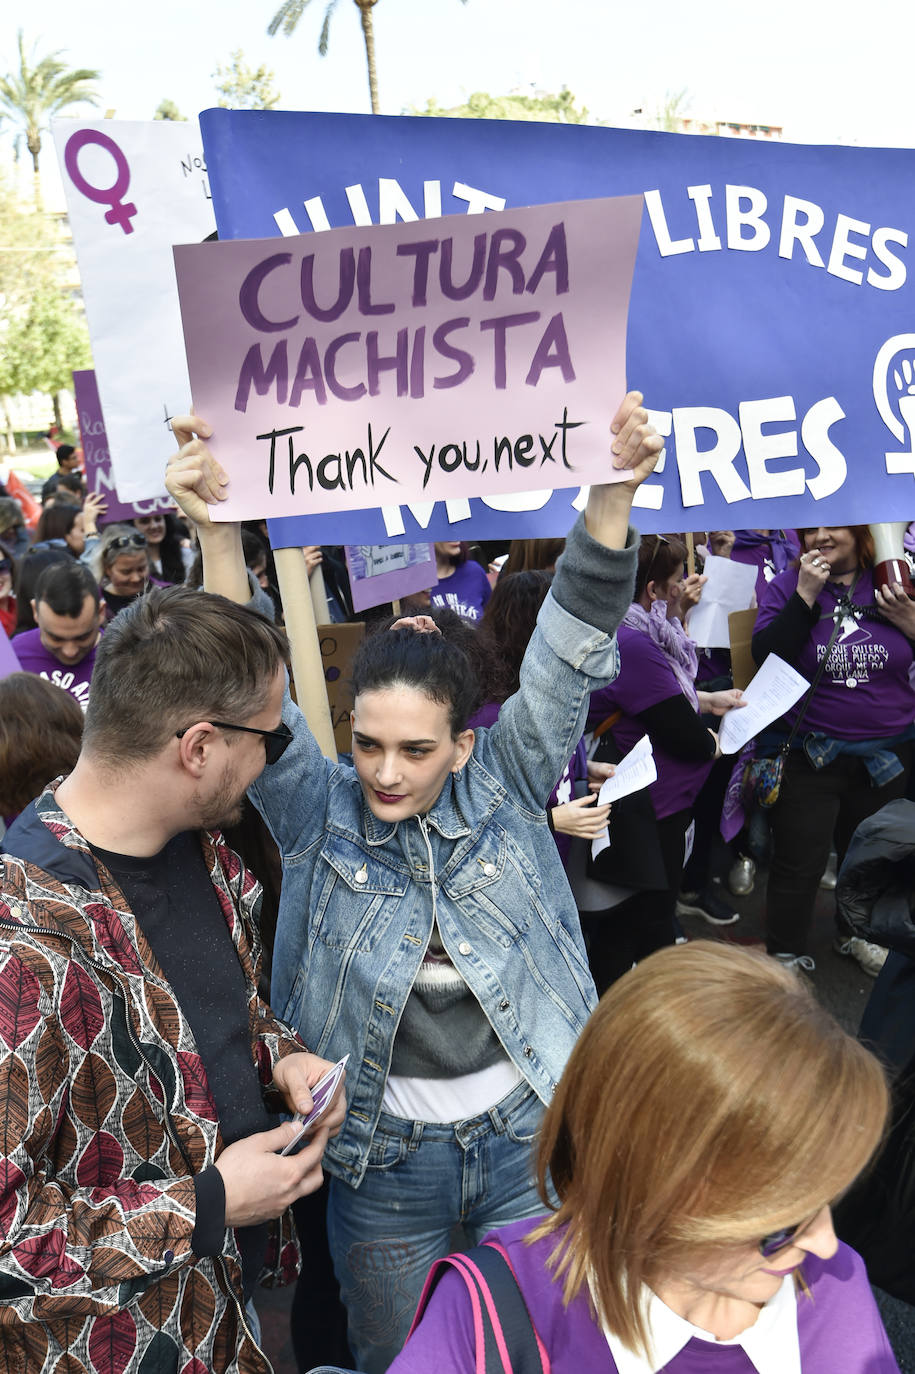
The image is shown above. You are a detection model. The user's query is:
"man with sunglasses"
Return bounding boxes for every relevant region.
[0,586,344,1372]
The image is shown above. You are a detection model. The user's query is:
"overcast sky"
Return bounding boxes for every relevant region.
[2,0,914,200]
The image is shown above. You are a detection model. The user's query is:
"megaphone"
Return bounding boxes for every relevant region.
[868,521,915,598]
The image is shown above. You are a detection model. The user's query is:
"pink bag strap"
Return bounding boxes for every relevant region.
[408,1240,550,1374]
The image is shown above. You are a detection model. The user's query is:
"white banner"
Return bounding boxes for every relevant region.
[52,119,216,501]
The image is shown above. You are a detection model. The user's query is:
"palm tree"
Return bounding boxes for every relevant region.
[0,32,100,197]
[268,0,466,116]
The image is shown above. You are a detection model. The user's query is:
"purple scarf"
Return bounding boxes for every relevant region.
[732,528,797,574]
[623,600,699,710]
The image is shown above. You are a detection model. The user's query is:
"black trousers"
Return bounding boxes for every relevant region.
[580,807,690,995]
[765,744,911,956]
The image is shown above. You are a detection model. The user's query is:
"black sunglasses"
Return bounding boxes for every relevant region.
[176,719,293,766]
[107,532,148,554]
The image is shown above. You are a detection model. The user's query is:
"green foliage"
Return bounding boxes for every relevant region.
[0,287,91,398]
[213,49,281,109]
[0,176,91,402]
[0,30,100,177]
[154,98,185,121]
[409,86,595,125]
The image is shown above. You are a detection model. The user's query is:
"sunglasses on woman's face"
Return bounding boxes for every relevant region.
[758,1211,819,1257]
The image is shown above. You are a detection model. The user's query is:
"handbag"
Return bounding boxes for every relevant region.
[408,1241,550,1373]
[744,572,862,809]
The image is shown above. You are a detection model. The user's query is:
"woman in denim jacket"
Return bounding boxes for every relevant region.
[166,392,663,1373]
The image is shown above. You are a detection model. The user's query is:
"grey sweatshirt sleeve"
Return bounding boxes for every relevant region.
[244,569,278,621]
[549,513,640,633]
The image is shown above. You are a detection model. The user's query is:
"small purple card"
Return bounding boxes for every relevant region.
[344,543,435,612]
[74,369,175,523]
[279,1054,349,1156]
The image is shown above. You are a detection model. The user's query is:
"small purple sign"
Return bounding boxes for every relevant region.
[73,370,174,522]
[344,543,435,612]
[0,626,22,681]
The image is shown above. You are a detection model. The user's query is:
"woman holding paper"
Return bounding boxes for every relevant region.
[584,535,743,990]
[165,392,663,1374]
[753,524,915,976]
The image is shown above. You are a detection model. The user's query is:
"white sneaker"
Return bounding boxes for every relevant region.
[773,952,816,973]
[833,936,887,978]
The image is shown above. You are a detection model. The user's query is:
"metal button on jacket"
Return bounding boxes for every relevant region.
[458,941,472,955]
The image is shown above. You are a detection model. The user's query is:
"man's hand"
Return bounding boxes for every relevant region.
[165,415,228,529]
[273,1052,347,1139]
[215,1123,331,1227]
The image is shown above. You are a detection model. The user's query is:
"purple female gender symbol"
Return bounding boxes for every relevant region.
[64,130,138,235]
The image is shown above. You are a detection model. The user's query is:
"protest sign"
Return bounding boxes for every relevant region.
[319,622,365,753]
[53,120,216,503]
[0,627,21,682]
[172,196,642,521]
[344,544,435,612]
[197,109,915,548]
[73,370,174,522]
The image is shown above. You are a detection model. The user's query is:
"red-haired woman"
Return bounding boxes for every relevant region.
[753,525,915,975]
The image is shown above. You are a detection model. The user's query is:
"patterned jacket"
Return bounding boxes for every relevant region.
[0,784,305,1373]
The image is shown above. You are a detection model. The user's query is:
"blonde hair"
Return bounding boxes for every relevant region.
[532,942,888,1357]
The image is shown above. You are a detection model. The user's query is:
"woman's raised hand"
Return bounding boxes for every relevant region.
[796,548,831,606]
[609,391,665,493]
[166,416,228,529]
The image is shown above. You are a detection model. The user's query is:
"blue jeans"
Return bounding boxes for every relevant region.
[327,1079,545,1374]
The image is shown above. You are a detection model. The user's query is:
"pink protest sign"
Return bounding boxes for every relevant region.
[74,369,175,522]
[173,195,643,522]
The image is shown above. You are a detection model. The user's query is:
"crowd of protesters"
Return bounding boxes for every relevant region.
[0,408,910,1374]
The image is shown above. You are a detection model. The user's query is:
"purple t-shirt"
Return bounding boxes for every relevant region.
[589,625,712,820]
[429,559,492,622]
[755,569,915,739]
[467,699,587,866]
[731,530,800,603]
[13,628,98,711]
[391,1217,899,1374]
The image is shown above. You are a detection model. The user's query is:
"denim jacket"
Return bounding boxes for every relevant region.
[251,518,638,1186]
